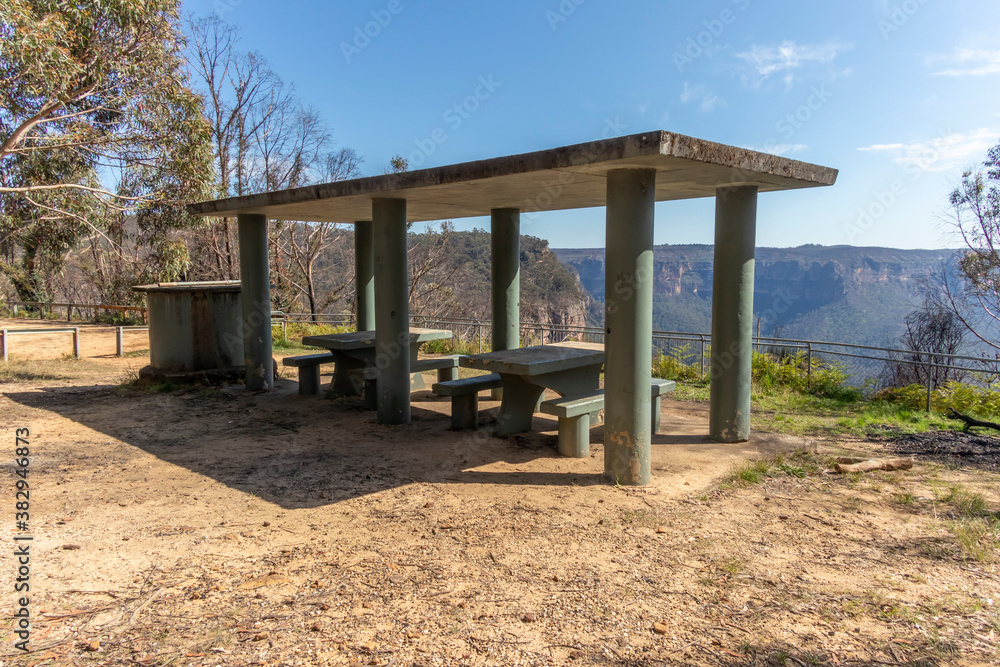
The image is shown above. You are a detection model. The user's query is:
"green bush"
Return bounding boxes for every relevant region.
[750,351,859,401]
[652,344,701,382]
[421,336,483,355]
[883,380,1000,419]
[272,322,351,349]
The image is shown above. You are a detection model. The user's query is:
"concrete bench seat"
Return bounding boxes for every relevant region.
[410,355,460,383]
[282,353,336,395]
[432,374,503,429]
[357,355,464,409]
[539,379,676,457]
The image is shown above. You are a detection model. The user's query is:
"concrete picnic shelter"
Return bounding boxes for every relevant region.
[187,130,838,486]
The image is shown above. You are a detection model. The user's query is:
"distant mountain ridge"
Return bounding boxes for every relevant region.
[554,244,957,346]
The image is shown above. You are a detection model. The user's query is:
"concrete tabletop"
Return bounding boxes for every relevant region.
[461,341,604,376]
[302,328,451,350]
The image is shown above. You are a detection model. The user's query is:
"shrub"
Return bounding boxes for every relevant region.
[883,380,1000,419]
[749,351,858,401]
[652,345,701,382]
[421,336,483,356]
[272,322,351,349]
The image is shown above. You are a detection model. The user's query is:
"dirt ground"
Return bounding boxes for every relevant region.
[1,318,999,667]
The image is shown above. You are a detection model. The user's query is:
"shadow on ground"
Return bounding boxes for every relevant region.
[4,376,780,510]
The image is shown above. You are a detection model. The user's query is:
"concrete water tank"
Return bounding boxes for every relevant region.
[133,281,244,381]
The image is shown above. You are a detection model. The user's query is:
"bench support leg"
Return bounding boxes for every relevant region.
[651,395,662,434]
[328,356,364,399]
[452,394,479,430]
[363,378,378,410]
[410,372,427,390]
[494,374,544,436]
[437,366,458,383]
[298,366,322,395]
[557,415,590,458]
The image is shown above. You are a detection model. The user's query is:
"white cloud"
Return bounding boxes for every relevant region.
[928,49,1000,77]
[637,102,649,116]
[679,82,722,113]
[735,40,853,87]
[858,128,1000,172]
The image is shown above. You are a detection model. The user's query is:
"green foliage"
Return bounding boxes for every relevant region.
[0,0,213,301]
[879,380,1000,420]
[421,336,484,356]
[751,351,861,401]
[272,322,351,349]
[834,400,957,435]
[652,344,702,382]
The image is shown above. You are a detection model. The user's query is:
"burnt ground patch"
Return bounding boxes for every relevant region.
[881,428,1000,470]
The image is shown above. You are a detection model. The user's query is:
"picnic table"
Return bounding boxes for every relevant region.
[302,328,452,398]
[461,341,604,436]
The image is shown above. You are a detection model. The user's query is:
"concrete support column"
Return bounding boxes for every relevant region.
[237,213,273,391]
[354,220,375,331]
[603,169,656,486]
[372,199,410,425]
[490,208,520,400]
[491,208,520,351]
[709,186,758,442]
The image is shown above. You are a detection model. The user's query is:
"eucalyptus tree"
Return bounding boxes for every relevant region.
[0,0,213,303]
[935,141,1000,350]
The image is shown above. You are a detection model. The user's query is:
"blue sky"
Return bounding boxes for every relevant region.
[181,0,1000,250]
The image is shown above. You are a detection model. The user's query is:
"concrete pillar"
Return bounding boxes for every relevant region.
[709,186,758,442]
[237,213,273,391]
[603,169,656,486]
[354,220,375,331]
[490,208,520,400]
[372,199,410,425]
[491,208,520,351]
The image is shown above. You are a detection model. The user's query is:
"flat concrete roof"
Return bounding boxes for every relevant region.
[187,130,838,223]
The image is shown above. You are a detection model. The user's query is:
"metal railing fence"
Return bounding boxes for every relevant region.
[8,301,999,410]
[278,312,1000,394]
[1,327,81,362]
[6,301,147,323]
